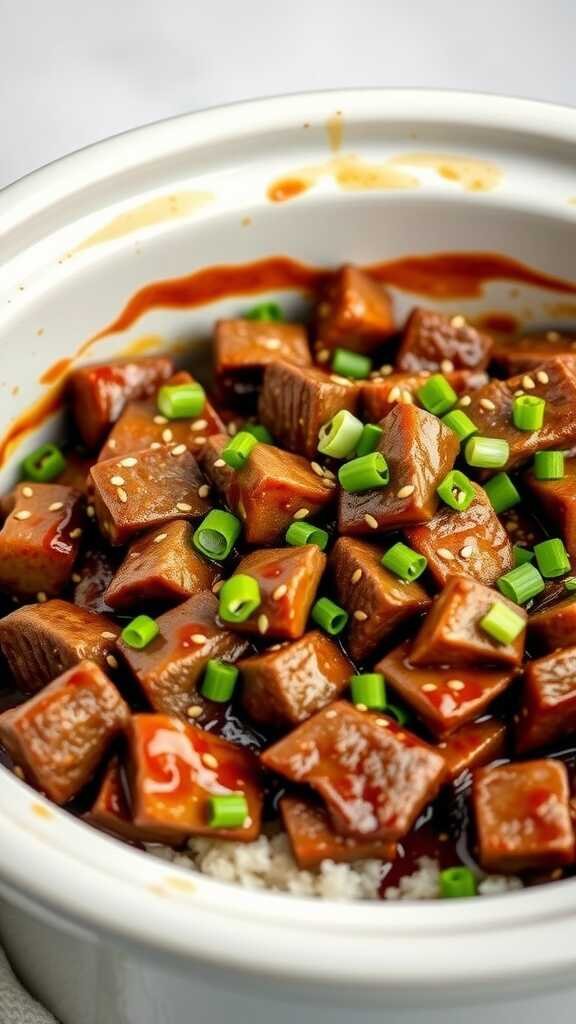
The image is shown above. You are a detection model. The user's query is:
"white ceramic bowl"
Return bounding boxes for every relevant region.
[1,90,576,1024]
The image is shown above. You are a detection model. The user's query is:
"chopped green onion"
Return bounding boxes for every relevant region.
[193,509,241,561]
[437,470,475,512]
[513,544,534,567]
[417,374,458,416]
[441,409,478,443]
[534,538,570,579]
[157,383,205,419]
[208,793,249,828]
[318,410,364,459]
[497,563,545,605]
[484,472,521,515]
[222,431,258,470]
[201,660,239,702]
[244,423,274,445]
[381,542,427,582]
[338,452,390,492]
[534,450,565,480]
[479,602,526,645]
[564,578,576,593]
[285,521,329,551]
[219,574,261,623]
[245,302,283,321]
[331,348,372,380]
[350,673,387,710]
[121,614,159,650]
[513,395,545,431]
[22,443,66,483]
[355,423,384,457]
[386,703,410,726]
[440,866,477,899]
[464,435,509,469]
[311,597,348,636]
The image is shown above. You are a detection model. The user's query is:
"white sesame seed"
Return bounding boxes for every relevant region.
[536,370,549,384]
[441,359,455,374]
[364,514,379,529]
[153,533,168,543]
[162,428,174,443]
[36,591,47,603]
[447,679,465,691]
[330,374,351,386]
[380,364,393,376]
[513,389,525,397]
[101,631,117,640]
[154,415,168,425]
[522,375,535,390]
[480,398,496,411]
[317,348,330,364]
[198,484,210,498]
[355,703,368,712]
[117,488,128,503]
[202,753,218,769]
[388,385,401,402]
[459,395,472,407]
[120,457,138,468]
[108,439,117,449]
[171,444,187,456]
[86,504,95,519]
[13,766,25,779]
[325,708,337,719]
[353,610,368,621]
[150,442,162,450]
[191,633,208,645]
[110,475,125,486]
[451,315,466,328]
[176,502,193,513]
[70,527,83,539]
[213,458,226,468]
[293,508,310,520]
[191,419,208,432]
[194,436,207,446]
[49,501,64,512]
[438,547,454,560]
[212,579,224,594]
[310,461,324,477]
[397,484,415,499]
[547,331,560,341]
[14,510,31,520]
[106,654,118,669]
[257,612,270,635]
[351,568,363,584]
[422,683,437,692]
[187,706,203,719]
[72,573,82,583]
[273,584,288,600]
[460,545,474,559]
[401,389,414,404]
[375,718,389,727]
[264,338,282,350]
[21,486,33,498]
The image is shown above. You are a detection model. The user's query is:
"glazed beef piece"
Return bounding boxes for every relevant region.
[329,537,430,662]
[259,361,359,459]
[0,661,129,804]
[338,404,459,536]
[361,370,488,421]
[215,319,311,406]
[528,594,576,653]
[104,520,219,611]
[262,701,446,841]
[128,713,263,842]
[473,760,575,873]
[516,647,576,753]
[438,720,507,783]
[376,638,515,737]
[73,543,117,615]
[119,591,249,719]
[69,355,174,449]
[239,631,352,727]
[0,599,119,693]
[280,795,396,869]
[524,458,576,560]
[224,545,326,640]
[405,482,513,587]
[84,755,173,844]
[315,265,395,355]
[0,483,84,600]
[197,434,236,498]
[490,332,576,377]
[396,309,493,373]
[90,444,211,546]
[411,575,527,668]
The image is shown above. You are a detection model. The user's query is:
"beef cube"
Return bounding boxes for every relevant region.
[197,434,236,499]
[104,520,219,611]
[437,720,507,782]
[0,483,84,600]
[73,543,118,615]
[411,575,526,668]
[465,357,576,474]
[315,265,395,355]
[262,701,446,841]
[280,795,396,869]
[529,593,576,653]
[215,319,311,406]
[119,591,249,719]
[473,760,575,872]
[396,308,493,373]
[54,451,93,493]
[85,756,175,844]
[259,361,359,459]
[225,545,326,640]
[329,537,430,662]
[0,599,120,693]
[524,458,576,560]
[405,482,513,587]
[516,647,576,753]
[338,404,459,536]
[239,631,351,727]
[0,661,129,804]
[128,713,263,842]
[361,370,488,421]
[90,444,211,546]
[491,332,576,377]
[376,638,515,737]
[69,355,174,449]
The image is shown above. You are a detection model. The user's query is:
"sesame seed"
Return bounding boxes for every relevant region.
[171,444,187,456]
[212,579,224,594]
[154,415,168,425]
[273,584,288,600]
[451,315,466,328]
[194,436,207,446]
[459,395,472,407]
[353,610,368,621]
[317,348,330,364]
[422,683,437,692]
[364,514,378,529]
[522,375,535,390]
[388,385,401,402]
[268,644,282,652]
[380,364,393,376]
[513,389,525,397]
[351,568,363,584]
[264,338,282,351]
[176,502,192,512]
[101,631,117,640]
[187,706,203,719]
[150,442,162,450]
[330,374,351,386]
[460,545,474,559]
[536,370,549,384]
[375,718,389,727]
[397,484,415,499]
[70,528,82,539]
[198,484,210,498]
[106,654,119,669]
[120,457,138,468]
[547,331,560,341]
[447,679,465,691]
[438,547,454,560]
[110,475,125,486]
[22,486,33,498]
[153,533,168,543]
[14,510,31,520]
[293,508,310,520]
[49,501,64,511]
[258,614,269,635]
[72,573,82,583]
[213,458,226,468]
[355,703,368,712]
[441,359,454,373]
[192,419,208,432]
[108,439,117,449]
[325,708,337,719]
[310,461,324,477]
[401,389,414,404]
[36,591,47,603]
[117,488,128,503]
[227,422,238,436]
[191,633,208,645]
[162,428,174,444]
[480,398,496,411]
[202,753,218,769]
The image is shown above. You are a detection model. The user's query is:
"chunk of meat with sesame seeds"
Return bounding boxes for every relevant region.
[315,265,396,355]
[438,719,507,783]
[361,370,488,421]
[215,319,311,409]
[197,434,236,499]
[396,308,493,373]
[490,332,576,377]
[516,647,576,753]
[473,760,575,873]
[280,795,396,869]
[85,755,178,844]
[262,701,446,841]
[528,592,576,653]
[524,458,576,562]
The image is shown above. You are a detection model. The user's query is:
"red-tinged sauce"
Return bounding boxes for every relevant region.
[39,358,73,385]
[268,178,311,203]
[0,383,65,468]
[477,312,519,334]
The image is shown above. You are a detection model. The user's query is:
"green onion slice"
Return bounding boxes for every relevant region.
[157,383,205,420]
[496,563,545,605]
[355,423,384,457]
[285,521,329,551]
[244,423,274,445]
[417,374,458,416]
[331,348,373,380]
[338,452,390,492]
[533,450,565,480]
[193,509,241,561]
[121,614,159,650]
[219,574,261,623]
[484,472,521,515]
[441,409,478,443]
[222,431,258,470]
[440,866,477,899]
[317,410,364,459]
[513,544,534,567]
[479,601,525,645]
[22,443,66,483]
[437,470,476,511]
[350,673,387,710]
[201,660,239,702]
[381,541,427,582]
[311,597,349,636]
[534,537,571,579]
[208,793,249,828]
[245,302,283,321]
[464,435,509,469]
[513,394,545,431]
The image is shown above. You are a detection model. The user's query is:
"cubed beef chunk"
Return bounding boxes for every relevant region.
[225,545,326,640]
[315,265,395,355]
[280,795,396,869]
[411,575,526,668]
[473,760,575,872]
[128,713,263,842]
[69,355,174,449]
[0,661,129,804]
[338,404,459,536]
[239,631,351,727]
[405,482,513,587]
[528,593,576,653]
[0,599,120,693]
[516,647,576,753]
[259,361,359,459]
[376,638,515,737]
[396,309,493,373]
[491,332,576,377]
[0,483,83,600]
[73,543,117,615]
[197,434,236,499]
[85,755,176,844]
[215,319,311,406]
[524,458,576,560]
[262,701,446,841]
[437,720,507,783]
[465,357,576,475]
[361,370,488,421]
[119,591,249,719]
[104,520,219,610]
[91,444,211,546]
[98,371,224,463]
[329,537,430,662]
